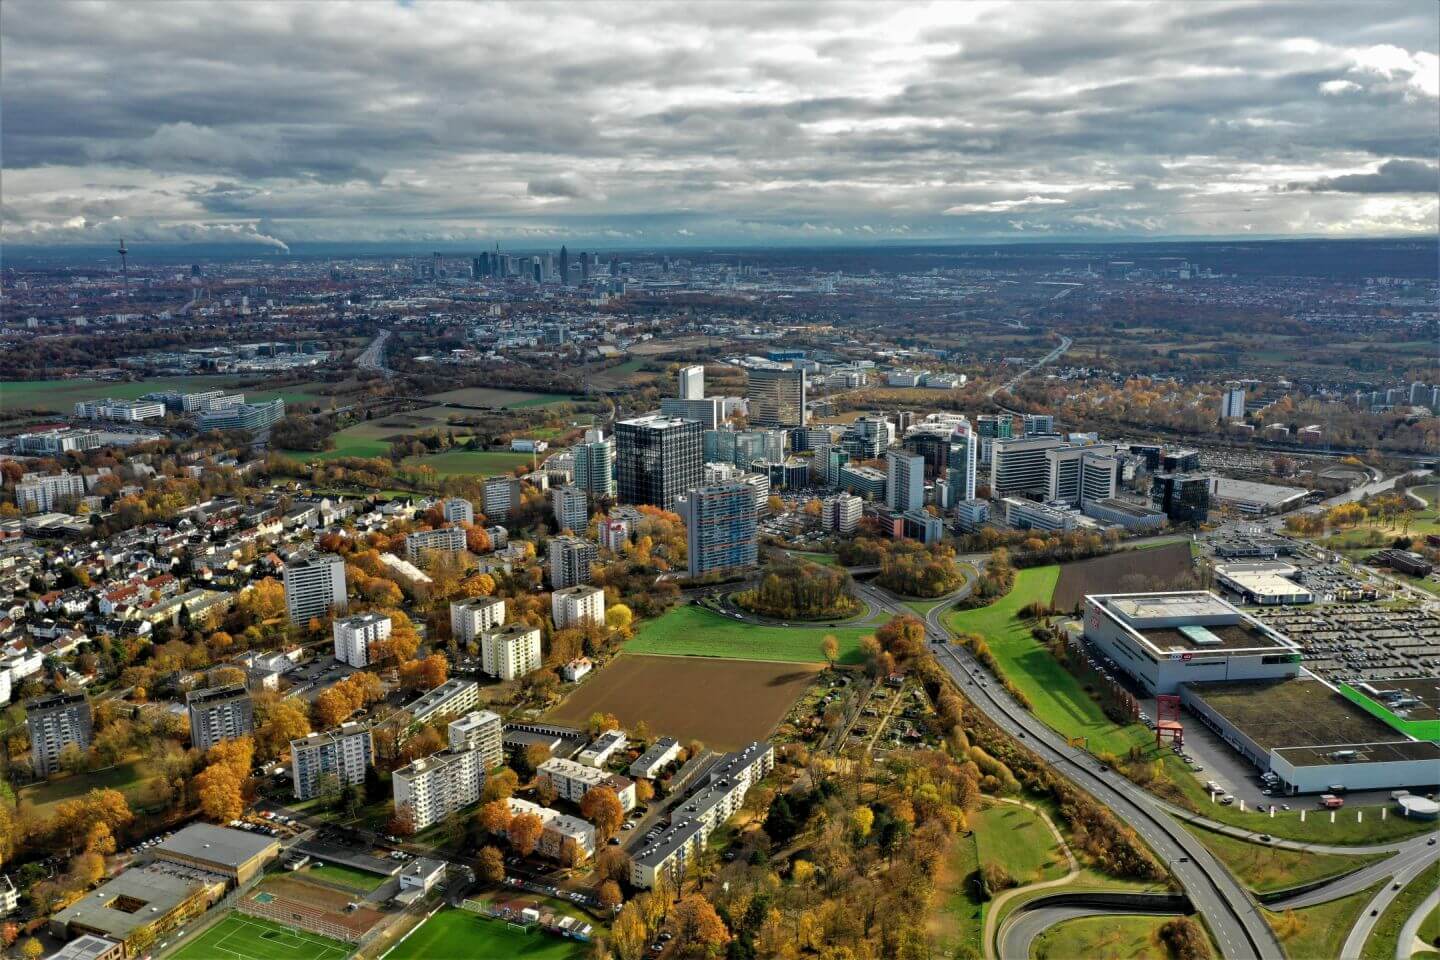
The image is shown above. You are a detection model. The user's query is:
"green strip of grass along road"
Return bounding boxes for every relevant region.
[1361,861,1440,960]
[1181,823,1385,894]
[1031,914,1192,960]
[1267,880,1386,960]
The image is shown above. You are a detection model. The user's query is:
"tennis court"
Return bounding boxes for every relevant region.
[168,913,353,960]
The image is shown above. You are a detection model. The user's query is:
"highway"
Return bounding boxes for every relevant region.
[357,328,392,377]
[988,335,1072,398]
[861,577,1284,959]
[1000,899,1186,959]
[1339,854,1438,959]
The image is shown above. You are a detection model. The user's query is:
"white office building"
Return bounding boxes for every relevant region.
[450,597,506,644]
[822,492,863,533]
[678,364,705,399]
[886,450,925,512]
[73,398,165,421]
[479,623,543,680]
[990,436,1065,497]
[551,584,606,629]
[332,612,391,668]
[1222,386,1247,420]
[282,553,347,625]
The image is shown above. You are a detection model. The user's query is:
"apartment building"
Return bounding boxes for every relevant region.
[16,472,87,513]
[282,552,347,625]
[405,526,467,563]
[289,723,373,800]
[551,584,606,629]
[441,497,474,524]
[629,737,681,779]
[885,450,925,512]
[450,596,506,644]
[678,482,758,577]
[448,710,504,770]
[187,684,255,752]
[482,475,522,521]
[536,757,637,811]
[577,729,627,767]
[822,492,863,533]
[393,749,484,831]
[505,797,596,863]
[572,429,616,498]
[551,485,589,534]
[332,612,391,668]
[479,623,542,681]
[404,679,480,726]
[548,535,598,589]
[26,692,92,776]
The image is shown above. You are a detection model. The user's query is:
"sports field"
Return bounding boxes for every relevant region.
[547,654,820,749]
[385,908,583,959]
[18,758,166,815]
[169,913,351,960]
[627,603,872,664]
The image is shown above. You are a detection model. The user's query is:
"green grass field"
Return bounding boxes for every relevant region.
[1181,824,1385,894]
[972,803,1068,886]
[934,824,984,958]
[303,861,385,893]
[626,603,874,664]
[169,913,351,960]
[386,908,584,960]
[945,565,1152,756]
[18,759,166,815]
[1266,880,1383,960]
[1031,914,1177,960]
[791,551,841,567]
[1,376,326,415]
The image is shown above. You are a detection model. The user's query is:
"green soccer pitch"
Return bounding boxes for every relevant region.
[167,913,353,960]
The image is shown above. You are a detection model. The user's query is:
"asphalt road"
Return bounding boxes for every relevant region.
[1339,853,1438,959]
[861,575,1283,960]
[1000,901,1185,960]
[989,335,1073,399]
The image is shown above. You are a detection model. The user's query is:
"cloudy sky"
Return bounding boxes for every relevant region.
[3,0,1437,250]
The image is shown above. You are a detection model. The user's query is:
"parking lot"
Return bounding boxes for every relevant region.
[1251,604,1440,683]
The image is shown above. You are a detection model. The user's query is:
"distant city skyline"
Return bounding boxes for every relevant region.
[3,1,1436,251]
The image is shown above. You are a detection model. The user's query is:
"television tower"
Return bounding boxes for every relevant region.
[116,238,130,299]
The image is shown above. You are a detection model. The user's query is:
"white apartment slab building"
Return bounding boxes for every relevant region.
[332,612,391,668]
[448,710,504,770]
[450,597,506,644]
[480,623,543,680]
[282,553,347,625]
[505,797,596,863]
[537,757,637,811]
[16,472,87,513]
[405,526,467,563]
[289,723,373,800]
[393,749,484,831]
[551,584,606,630]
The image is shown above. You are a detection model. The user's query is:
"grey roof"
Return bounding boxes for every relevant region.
[154,822,277,868]
[45,935,121,960]
[52,869,201,938]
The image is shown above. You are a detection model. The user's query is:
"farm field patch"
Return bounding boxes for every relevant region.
[403,449,535,477]
[1,375,328,415]
[627,603,873,664]
[546,654,820,750]
[1050,541,1195,612]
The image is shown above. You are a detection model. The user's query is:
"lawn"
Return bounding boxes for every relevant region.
[169,912,351,960]
[627,603,874,664]
[403,449,536,478]
[17,759,166,815]
[1361,861,1440,960]
[1031,914,1179,960]
[1,375,326,415]
[945,565,1152,756]
[1266,880,1384,960]
[791,551,840,567]
[972,803,1068,886]
[385,907,584,960]
[932,822,983,958]
[303,861,385,894]
[1181,823,1385,894]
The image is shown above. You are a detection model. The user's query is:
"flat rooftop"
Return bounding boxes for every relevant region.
[1096,592,1292,653]
[1273,739,1440,767]
[1188,678,1405,751]
[1210,477,1309,507]
[1350,677,1440,723]
[154,823,276,868]
[1143,621,1285,652]
[1110,593,1235,621]
[53,868,202,938]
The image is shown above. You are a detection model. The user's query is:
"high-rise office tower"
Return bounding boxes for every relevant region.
[283,553,347,625]
[1222,386,1246,420]
[902,427,952,480]
[886,450,925,512]
[1045,444,1117,506]
[946,432,978,504]
[678,483,759,577]
[549,535,599,589]
[26,692,92,776]
[989,436,1065,497]
[187,684,255,752]
[1151,473,1211,522]
[615,414,702,509]
[1021,413,1055,436]
[976,414,1014,440]
[572,429,616,497]
[678,365,705,399]
[559,245,569,284]
[746,365,807,429]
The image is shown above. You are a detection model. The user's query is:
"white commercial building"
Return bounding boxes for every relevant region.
[551,584,606,629]
[479,623,542,680]
[332,612,391,667]
[290,723,373,800]
[1212,562,1314,605]
[822,492,863,534]
[282,553,347,625]
[450,596,506,644]
[1082,592,1301,695]
[73,398,165,421]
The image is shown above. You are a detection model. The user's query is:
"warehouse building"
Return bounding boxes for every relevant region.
[1212,561,1315,605]
[152,822,279,886]
[1083,591,1302,695]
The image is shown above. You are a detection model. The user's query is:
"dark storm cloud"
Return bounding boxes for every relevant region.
[1285,159,1440,194]
[2,0,1435,246]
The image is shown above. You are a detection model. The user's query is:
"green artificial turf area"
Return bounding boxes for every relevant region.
[385,908,585,960]
[945,564,1153,756]
[1181,824,1385,894]
[18,759,166,815]
[1,376,326,414]
[972,803,1068,886]
[1266,880,1384,960]
[1361,861,1440,960]
[168,913,351,960]
[1030,914,1179,960]
[303,861,385,893]
[626,603,873,664]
